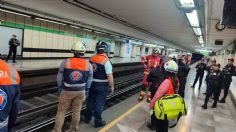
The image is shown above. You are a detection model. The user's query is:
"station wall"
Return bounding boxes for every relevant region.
[0,11,115,58]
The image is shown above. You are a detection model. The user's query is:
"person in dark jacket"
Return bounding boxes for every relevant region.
[202,63,222,109]
[203,59,216,94]
[146,63,165,130]
[191,59,207,89]
[219,58,236,103]
[178,57,190,98]
[0,55,21,132]
[5,35,20,63]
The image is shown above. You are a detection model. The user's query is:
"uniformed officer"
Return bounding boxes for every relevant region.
[219,58,236,103]
[0,55,20,132]
[202,63,222,109]
[53,41,93,132]
[203,59,216,94]
[177,57,190,98]
[5,35,20,63]
[84,41,114,128]
[191,58,207,89]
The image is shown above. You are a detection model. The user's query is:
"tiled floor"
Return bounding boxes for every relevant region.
[103,65,236,132]
[9,57,141,71]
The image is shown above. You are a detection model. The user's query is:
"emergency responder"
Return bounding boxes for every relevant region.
[138,48,161,103]
[53,41,93,132]
[177,57,190,98]
[203,59,216,94]
[191,58,207,89]
[0,54,20,132]
[219,58,236,103]
[149,60,179,132]
[84,41,114,128]
[146,61,165,130]
[202,63,222,109]
[5,35,20,63]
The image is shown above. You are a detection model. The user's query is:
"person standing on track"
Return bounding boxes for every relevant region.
[138,48,162,103]
[191,58,207,89]
[149,60,179,132]
[84,41,114,128]
[0,54,21,132]
[53,41,93,132]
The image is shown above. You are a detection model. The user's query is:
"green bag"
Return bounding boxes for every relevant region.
[154,94,187,127]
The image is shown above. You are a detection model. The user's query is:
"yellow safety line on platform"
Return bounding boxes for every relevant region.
[98,101,144,132]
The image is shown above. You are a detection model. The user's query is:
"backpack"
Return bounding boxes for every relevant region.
[154,94,188,127]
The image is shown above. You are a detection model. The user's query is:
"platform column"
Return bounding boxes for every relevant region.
[131,44,137,58]
[148,47,152,55]
[119,40,132,58]
[140,44,145,56]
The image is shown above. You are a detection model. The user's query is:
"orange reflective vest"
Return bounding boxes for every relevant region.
[90,54,109,81]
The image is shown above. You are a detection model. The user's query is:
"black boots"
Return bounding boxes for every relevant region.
[212,102,217,108]
[219,98,226,103]
[201,105,207,109]
[95,120,106,128]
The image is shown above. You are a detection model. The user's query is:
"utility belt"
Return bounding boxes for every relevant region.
[0,116,8,129]
[63,82,86,91]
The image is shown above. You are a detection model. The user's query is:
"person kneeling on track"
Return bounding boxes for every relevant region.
[146,62,165,130]
[149,60,180,132]
[201,63,222,109]
[138,48,162,103]
[0,54,21,132]
[52,41,93,132]
[84,41,114,128]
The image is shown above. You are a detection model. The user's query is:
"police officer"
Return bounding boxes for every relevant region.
[202,64,222,109]
[146,62,165,130]
[191,58,207,89]
[178,57,190,98]
[53,41,93,132]
[5,35,20,63]
[85,41,114,128]
[0,54,20,131]
[203,59,216,94]
[219,58,236,103]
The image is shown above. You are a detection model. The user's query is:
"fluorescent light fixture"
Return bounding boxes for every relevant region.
[198,36,203,43]
[36,18,66,25]
[157,45,165,49]
[167,48,175,51]
[179,0,195,7]
[70,25,80,28]
[186,10,199,27]
[82,28,93,32]
[94,31,107,34]
[193,28,202,36]
[200,44,205,48]
[0,9,31,17]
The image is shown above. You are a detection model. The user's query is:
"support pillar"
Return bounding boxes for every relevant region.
[131,44,137,58]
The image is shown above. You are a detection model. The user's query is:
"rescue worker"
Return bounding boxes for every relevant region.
[53,41,93,132]
[0,54,20,132]
[203,59,216,94]
[191,58,207,89]
[138,48,161,103]
[149,60,179,132]
[219,58,236,103]
[146,61,165,130]
[5,35,20,63]
[177,57,190,98]
[84,41,114,128]
[202,63,222,109]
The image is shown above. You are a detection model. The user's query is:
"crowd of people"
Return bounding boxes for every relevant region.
[1,40,236,132]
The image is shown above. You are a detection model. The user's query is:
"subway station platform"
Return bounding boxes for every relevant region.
[76,66,236,132]
[9,57,141,71]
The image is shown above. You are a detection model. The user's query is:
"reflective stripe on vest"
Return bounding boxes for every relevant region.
[93,79,108,82]
[0,60,20,85]
[0,116,8,129]
[64,82,86,87]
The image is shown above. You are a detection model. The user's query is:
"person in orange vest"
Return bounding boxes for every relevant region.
[0,55,21,132]
[138,48,162,103]
[149,60,179,132]
[84,41,114,128]
[52,41,93,132]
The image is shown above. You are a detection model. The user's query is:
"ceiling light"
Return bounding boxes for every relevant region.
[36,18,66,25]
[70,25,80,28]
[94,31,107,34]
[193,28,202,36]
[179,0,195,7]
[200,44,205,48]
[157,45,165,49]
[82,28,93,32]
[186,10,199,27]
[0,9,31,17]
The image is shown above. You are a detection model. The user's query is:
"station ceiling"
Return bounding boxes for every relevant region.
[2,0,236,52]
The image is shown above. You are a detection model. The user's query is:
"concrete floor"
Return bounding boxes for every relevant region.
[79,65,236,132]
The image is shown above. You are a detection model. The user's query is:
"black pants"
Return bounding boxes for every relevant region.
[6,48,17,61]
[179,78,187,98]
[156,118,168,132]
[150,86,157,127]
[221,82,231,100]
[204,84,220,106]
[193,72,204,88]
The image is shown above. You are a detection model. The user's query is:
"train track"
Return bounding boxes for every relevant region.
[14,62,143,131]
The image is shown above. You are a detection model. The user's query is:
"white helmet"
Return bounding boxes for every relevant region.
[152,48,161,54]
[164,60,178,73]
[71,41,86,53]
